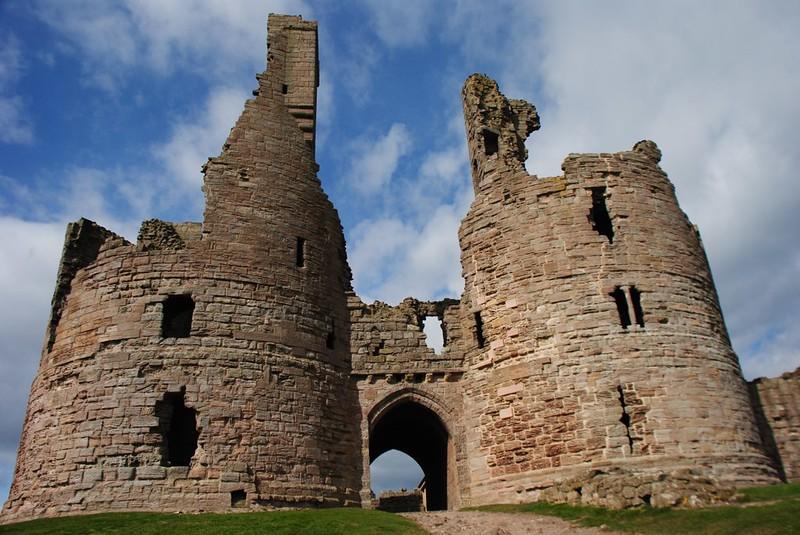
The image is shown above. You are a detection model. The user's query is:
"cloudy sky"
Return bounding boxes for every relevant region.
[0,1,798,500]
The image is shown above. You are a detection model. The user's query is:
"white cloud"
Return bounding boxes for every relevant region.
[348,123,412,194]
[0,218,64,503]
[154,86,248,205]
[349,201,465,305]
[422,316,444,354]
[440,1,800,378]
[0,33,33,144]
[0,97,33,144]
[33,0,312,89]
[356,0,434,47]
[741,326,800,380]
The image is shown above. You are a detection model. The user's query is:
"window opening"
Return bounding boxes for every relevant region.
[161,294,194,338]
[588,187,614,243]
[483,129,499,156]
[629,286,645,327]
[422,316,444,355]
[610,287,631,329]
[474,311,485,348]
[326,319,335,349]
[296,237,306,267]
[155,390,199,466]
[617,385,634,452]
[281,83,288,94]
[231,489,247,508]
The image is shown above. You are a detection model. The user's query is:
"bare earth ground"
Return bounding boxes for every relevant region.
[402,511,620,535]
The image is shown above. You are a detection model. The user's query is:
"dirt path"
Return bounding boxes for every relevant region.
[402,511,618,535]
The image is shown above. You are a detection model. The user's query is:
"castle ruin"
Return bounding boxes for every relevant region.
[2,14,797,523]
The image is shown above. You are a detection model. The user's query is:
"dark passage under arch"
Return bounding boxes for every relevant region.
[369,400,449,511]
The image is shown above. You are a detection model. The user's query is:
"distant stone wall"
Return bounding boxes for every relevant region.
[376,489,425,512]
[750,368,800,481]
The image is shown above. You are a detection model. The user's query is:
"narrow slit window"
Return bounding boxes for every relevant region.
[370,327,383,356]
[617,386,634,452]
[588,187,614,243]
[155,390,199,467]
[483,129,499,156]
[629,286,645,327]
[326,319,335,349]
[281,83,288,94]
[474,311,486,348]
[610,287,631,329]
[161,294,194,338]
[296,237,306,268]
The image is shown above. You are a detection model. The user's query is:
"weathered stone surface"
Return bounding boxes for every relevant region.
[376,489,425,513]
[454,73,782,508]
[750,368,800,481]
[2,15,361,524]
[1,13,793,526]
[539,467,737,509]
[137,219,185,251]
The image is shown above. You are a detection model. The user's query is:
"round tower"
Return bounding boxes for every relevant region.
[458,74,779,506]
[2,15,361,522]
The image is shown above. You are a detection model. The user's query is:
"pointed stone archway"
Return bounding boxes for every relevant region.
[368,390,454,511]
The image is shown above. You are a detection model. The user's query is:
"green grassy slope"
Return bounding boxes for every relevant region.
[0,508,427,535]
[473,483,800,534]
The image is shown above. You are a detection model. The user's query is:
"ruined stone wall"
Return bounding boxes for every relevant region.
[2,15,362,523]
[3,14,794,523]
[750,368,800,481]
[349,294,468,509]
[456,74,779,506]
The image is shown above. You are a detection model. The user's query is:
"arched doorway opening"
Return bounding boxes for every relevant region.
[369,399,450,511]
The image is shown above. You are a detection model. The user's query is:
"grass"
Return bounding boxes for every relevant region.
[0,508,427,535]
[472,483,800,534]
[2,483,798,534]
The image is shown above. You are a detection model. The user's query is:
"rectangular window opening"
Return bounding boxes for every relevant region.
[422,316,444,355]
[588,187,614,243]
[161,294,194,338]
[629,286,645,327]
[296,237,306,268]
[281,83,288,94]
[231,489,247,508]
[474,311,486,348]
[610,287,631,329]
[483,129,499,156]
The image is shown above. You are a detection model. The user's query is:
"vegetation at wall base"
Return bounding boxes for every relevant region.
[471,482,800,534]
[0,508,427,535]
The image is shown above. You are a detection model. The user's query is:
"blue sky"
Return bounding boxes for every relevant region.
[1,0,799,501]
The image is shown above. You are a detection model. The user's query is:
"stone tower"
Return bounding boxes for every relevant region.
[2,15,362,522]
[3,15,794,524]
[457,74,778,504]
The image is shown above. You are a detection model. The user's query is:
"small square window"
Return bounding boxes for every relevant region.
[162,295,194,338]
